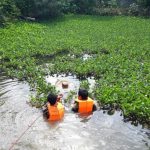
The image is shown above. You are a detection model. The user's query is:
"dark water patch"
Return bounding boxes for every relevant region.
[100,48,110,55]
[35,49,69,64]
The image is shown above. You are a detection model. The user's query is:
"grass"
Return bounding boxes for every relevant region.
[0,14,150,125]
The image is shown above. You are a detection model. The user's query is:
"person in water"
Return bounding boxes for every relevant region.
[43,93,64,121]
[72,89,97,113]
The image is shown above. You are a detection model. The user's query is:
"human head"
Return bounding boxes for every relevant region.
[78,89,88,100]
[47,93,57,105]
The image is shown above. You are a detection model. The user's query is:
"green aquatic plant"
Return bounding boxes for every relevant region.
[64,90,76,103]
[0,15,150,125]
[80,80,90,90]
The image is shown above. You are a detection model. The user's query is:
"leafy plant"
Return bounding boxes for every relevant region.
[0,15,150,124]
[0,0,20,26]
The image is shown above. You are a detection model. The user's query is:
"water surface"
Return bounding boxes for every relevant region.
[0,73,149,150]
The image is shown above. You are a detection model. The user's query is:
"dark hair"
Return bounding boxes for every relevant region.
[78,89,88,100]
[47,93,57,105]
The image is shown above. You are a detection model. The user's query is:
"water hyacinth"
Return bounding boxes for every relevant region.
[0,15,150,125]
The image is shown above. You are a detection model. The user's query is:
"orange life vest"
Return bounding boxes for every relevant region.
[75,97,94,113]
[47,102,64,121]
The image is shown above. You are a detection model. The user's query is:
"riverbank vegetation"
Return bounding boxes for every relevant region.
[0,15,150,125]
[1,0,150,26]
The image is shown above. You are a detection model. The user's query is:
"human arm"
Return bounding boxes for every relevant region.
[57,94,63,102]
[92,103,97,112]
[71,101,79,112]
[42,104,49,119]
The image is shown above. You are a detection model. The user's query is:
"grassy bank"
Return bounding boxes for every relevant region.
[0,15,150,125]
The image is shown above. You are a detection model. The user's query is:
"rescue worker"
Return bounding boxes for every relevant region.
[72,89,97,113]
[43,93,64,121]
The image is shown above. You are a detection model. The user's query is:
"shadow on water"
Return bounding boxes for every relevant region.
[0,71,150,150]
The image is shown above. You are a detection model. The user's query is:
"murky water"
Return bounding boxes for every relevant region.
[0,72,150,150]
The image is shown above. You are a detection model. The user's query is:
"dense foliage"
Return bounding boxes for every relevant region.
[0,0,20,26]
[63,0,150,16]
[1,0,150,26]
[0,15,150,125]
[0,0,64,26]
[71,0,96,14]
[15,0,63,19]
[137,0,150,8]
[14,0,35,17]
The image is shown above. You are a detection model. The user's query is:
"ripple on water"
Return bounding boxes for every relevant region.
[0,73,150,150]
[0,100,5,106]
[15,107,41,129]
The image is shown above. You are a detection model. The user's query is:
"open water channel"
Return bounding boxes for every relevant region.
[0,71,150,150]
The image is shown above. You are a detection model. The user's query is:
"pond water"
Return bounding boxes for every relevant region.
[82,54,92,61]
[0,72,150,150]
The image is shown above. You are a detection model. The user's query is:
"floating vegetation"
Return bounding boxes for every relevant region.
[0,15,150,125]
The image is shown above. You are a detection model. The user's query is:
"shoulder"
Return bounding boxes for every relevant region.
[88,97,93,100]
[87,97,94,102]
[57,102,64,108]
